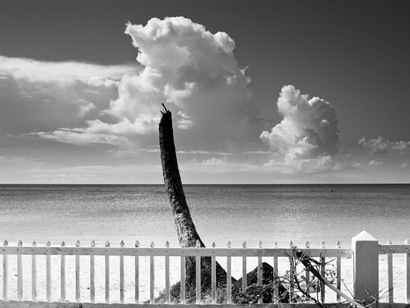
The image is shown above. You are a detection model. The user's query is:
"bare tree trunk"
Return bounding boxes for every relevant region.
[159,106,204,248]
[159,105,232,302]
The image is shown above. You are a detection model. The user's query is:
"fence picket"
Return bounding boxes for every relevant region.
[305,240,310,297]
[32,241,37,301]
[165,241,170,304]
[75,240,80,302]
[196,240,201,304]
[90,240,95,303]
[150,241,155,304]
[242,241,247,293]
[211,242,216,304]
[289,241,294,302]
[387,239,393,304]
[135,240,140,304]
[320,241,326,303]
[3,240,8,300]
[46,241,51,301]
[336,241,341,302]
[180,254,186,304]
[120,240,125,304]
[17,240,23,300]
[227,241,232,304]
[61,241,66,302]
[257,241,262,304]
[273,241,278,302]
[105,241,110,303]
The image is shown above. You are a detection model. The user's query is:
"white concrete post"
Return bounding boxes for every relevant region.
[352,231,379,301]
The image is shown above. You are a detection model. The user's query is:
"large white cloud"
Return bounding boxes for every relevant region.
[101,16,260,148]
[260,85,339,169]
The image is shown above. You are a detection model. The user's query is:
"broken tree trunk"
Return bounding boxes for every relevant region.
[159,105,233,302]
[159,105,203,248]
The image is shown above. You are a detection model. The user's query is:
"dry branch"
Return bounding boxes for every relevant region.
[293,250,367,308]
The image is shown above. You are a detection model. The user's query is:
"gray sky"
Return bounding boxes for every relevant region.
[1,0,409,184]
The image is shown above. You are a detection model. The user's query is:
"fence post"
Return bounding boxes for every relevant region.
[352,231,379,301]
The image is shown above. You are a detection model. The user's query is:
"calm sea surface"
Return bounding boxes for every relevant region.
[0,184,409,248]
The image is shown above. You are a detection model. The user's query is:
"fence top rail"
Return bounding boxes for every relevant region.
[0,245,352,257]
[379,244,410,254]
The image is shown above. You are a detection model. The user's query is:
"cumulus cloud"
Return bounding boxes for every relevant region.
[98,16,260,148]
[359,136,410,154]
[260,85,339,169]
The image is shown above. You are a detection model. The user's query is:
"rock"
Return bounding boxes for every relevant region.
[156,262,289,304]
[232,262,289,303]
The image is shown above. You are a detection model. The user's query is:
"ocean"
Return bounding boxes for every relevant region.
[1,184,409,247]
[0,184,409,303]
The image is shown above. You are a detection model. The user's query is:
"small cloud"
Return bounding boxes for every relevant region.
[242,150,271,155]
[176,111,193,129]
[353,161,362,169]
[359,136,410,154]
[368,160,383,167]
[197,157,224,166]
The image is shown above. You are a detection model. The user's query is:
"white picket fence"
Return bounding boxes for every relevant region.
[0,231,409,307]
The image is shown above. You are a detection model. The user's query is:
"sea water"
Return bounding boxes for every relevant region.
[1,184,409,246]
[0,184,409,302]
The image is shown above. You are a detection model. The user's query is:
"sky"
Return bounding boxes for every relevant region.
[0,0,410,184]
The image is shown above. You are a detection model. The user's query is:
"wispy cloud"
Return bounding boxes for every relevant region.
[195,157,225,166]
[0,55,139,137]
[359,136,410,154]
[368,160,383,167]
[0,55,137,84]
[177,150,232,156]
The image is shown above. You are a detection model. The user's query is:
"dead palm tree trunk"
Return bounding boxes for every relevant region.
[159,105,232,301]
[159,105,204,248]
